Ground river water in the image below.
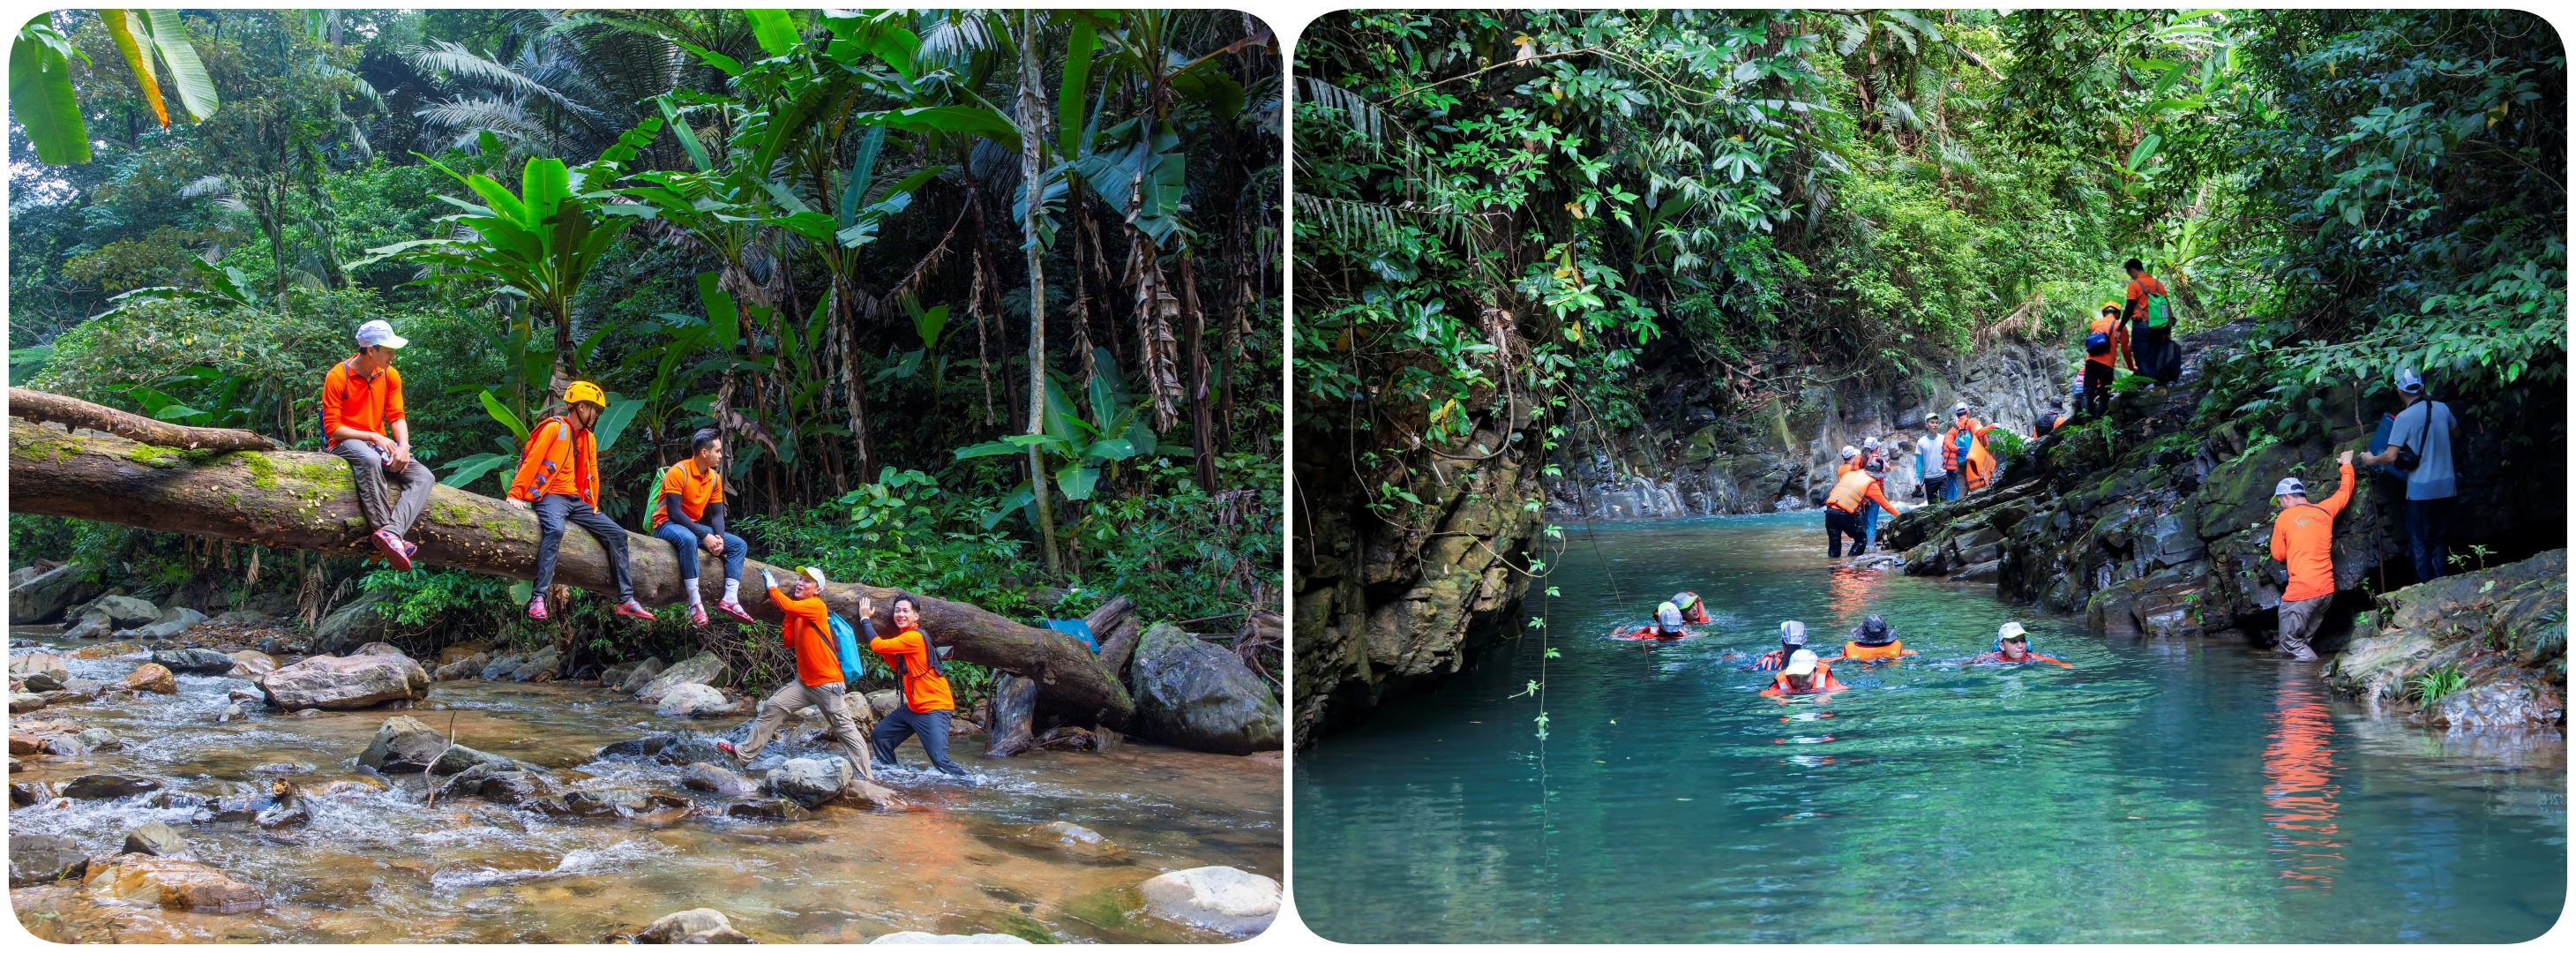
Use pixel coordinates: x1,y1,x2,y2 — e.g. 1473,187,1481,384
1294,514,2565,943
9,632,1278,943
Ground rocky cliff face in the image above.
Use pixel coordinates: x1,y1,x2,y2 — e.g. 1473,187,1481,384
2327,550,2565,727
1549,338,2070,519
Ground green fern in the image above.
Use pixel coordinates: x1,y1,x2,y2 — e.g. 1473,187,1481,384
2408,664,2467,706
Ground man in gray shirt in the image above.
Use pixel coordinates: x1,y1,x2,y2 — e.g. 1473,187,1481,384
2360,367,2460,581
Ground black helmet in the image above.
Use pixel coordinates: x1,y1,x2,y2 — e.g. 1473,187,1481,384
1857,615,1891,643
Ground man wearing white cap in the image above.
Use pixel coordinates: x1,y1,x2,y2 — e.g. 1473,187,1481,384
716,565,876,778
2359,367,2460,582
2268,450,2355,661
322,319,434,571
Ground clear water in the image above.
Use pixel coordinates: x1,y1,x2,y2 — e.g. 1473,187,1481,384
10,633,1278,943
1293,514,2566,943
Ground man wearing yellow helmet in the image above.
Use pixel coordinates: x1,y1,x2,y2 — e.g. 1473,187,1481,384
505,381,655,622
2080,302,2125,418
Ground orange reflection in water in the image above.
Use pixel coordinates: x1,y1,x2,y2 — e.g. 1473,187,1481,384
1823,566,1878,630
2262,670,2344,890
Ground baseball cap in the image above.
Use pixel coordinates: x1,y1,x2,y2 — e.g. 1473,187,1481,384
797,566,828,588
1840,445,1859,460
1785,649,1820,676
1779,620,1808,646
1997,622,2028,642
355,319,408,349
2274,476,2305,498
1863,437,1882,450
1952,401,1971,416
2395,367,2425,394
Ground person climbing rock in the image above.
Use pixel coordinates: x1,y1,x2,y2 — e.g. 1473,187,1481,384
505,380,654,622
1916,415,1948,502
2123,259,2183,385
1946,403,1996,497
322,319,434,573
2267,451,2356,661
1825,464,1899,559
652,428,758,627
1966,622,2072,667
866,592,972,778
2358,367,2460,583
1835,614,1916,662
716,567,876,777
2034,399,2071,439
1859,455,1892,545
2081,302,2127,416
1754,621,1808,671
1762,649,1846,696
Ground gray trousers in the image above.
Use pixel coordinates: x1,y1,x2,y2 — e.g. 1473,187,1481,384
328,439,435,537
739,679,874,778
2278,595,2329,659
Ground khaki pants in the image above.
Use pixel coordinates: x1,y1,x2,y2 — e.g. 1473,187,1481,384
2277,595,2329,660
738,679,874,778
328,439,434,537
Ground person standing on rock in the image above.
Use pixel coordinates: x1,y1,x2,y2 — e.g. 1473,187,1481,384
2081,302,2126,417
2123,259,2183,385
716,567,877,777
1916,415,1948,502
322,319,434,573
2267,451,2356,662
505,381,655,622
1944,403,1995,498
1859,455,1893,544
865,592,972,778
1824,462,1899,559
2358,368,2460,583
652,429,758,627
1836,445,1861,477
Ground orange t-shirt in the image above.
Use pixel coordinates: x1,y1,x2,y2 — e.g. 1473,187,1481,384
650,460,723,529
870,626,955,713
319,356,405,439
770,585,842,687
2270,461,2355,603
2125,274,2168,326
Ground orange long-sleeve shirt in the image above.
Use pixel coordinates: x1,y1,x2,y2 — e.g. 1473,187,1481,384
2269,461,2355,604
869,626,955,713
319,356,405,439
505,416,598,506
769,585,842,687
1825,469,1898,516
2086,312,2132,369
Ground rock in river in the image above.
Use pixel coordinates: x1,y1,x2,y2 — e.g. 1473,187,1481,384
84,853,265,912
618,657,667,693
87,595,161,630
1128,623,1283,755
769,756,855,807
122,822,191,858
831,777,906,811
227,650,278,678
62,773,161,800
434,653,487,681
11,833,91,887
132,606,207,641
257,651,430,710
1137,866,1280,935
153,647,240,675
655,682,736,717
10,692,47,714
635,907,749,943
356,716,450,773
10,650,69,689
8,562,87,624
869,933,1032,944
121,662,178,694
680,762,755,798
1028,821,1120,859
635,651,726,702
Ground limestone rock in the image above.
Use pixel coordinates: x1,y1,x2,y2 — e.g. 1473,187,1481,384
10,650,69,688
257,652,429,710
122,822,191,857
1136,866,1280,935
636,651,727,702
10,833,90,887
1129,623,1282,755
356,716,449,773
655,683,737,717
121,662,178,694
8,562,87,624
84,853,264,912
228,650,278,677
152,647,239,675
769,756,855,807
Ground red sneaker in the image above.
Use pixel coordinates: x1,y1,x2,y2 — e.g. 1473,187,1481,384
715,741,740,762
527,598,548,620
373,529,414,572
689,603,708,627
716,599,756,624
614,600,657,621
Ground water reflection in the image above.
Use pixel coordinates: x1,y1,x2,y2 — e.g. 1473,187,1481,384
2263,667,2344,890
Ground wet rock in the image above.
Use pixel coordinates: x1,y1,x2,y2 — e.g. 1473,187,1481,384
618,657,667,693
122,822,191,857
655,683,736,717
11,781,51,806
769,756,855,807
715,798,810,821
9,562,88,624
659,732,731,768
256,797,311,829
257,651,430,710
227,650,278,678
10,691,47,713
430,744,523,777
309,591,390,656
864,689,902,718
598,732,673,759
435,653,490,680
680,928,755,943
120,662,177,694
1956,559,2003,584
219,703,247,722
10,731,41,754
145,791,206,809
830,777,906,811
152,647,239,675
43,732,90,756
74,726,120,751
1029,821,1120,859
868,933,1033,944
84,853,265,912
681,762,755,798
356,715,450,773
10,833,90,886
636,651,727,702
480,653,528,680
549,788,689,817
2329,550,2568,726
1137,866,1280,935
600,662,636,687
11,650,69,688
251,762,313,774
70,640,144,659
88,595,161,630
473,769,562,806
191,796,261,824
511,646,563,681
62,774,161,799
2430,673,2566,729
132,606,207,641
63,611,115,640
635,908,738,943
41,681,101,705
1129,623,1283,755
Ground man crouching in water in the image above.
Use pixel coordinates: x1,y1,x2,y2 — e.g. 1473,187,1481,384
865,593,973,780
715,567,874,778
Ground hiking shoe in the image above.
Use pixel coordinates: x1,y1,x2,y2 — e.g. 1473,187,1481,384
715,741,741,762
689,603,709,627
527,598,548,621
716,599,756,624
614,600,657,621
373,529,413,572
2288,649,2319,662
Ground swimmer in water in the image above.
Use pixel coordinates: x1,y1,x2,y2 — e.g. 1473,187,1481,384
1833,614,1917,662
1966,622,2073,668
1753,621,1808,671
1762,649,1847,696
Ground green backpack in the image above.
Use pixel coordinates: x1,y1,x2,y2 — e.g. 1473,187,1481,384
2142,288,2175,332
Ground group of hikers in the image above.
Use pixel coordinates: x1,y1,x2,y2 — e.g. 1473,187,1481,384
318,319,970,778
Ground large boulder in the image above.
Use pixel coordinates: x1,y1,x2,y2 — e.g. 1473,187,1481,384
831,777,906,811
356,716,450,773
511,646,563,681
257,652,431,710
10,833,90,887
84,854,264,913
309,591,392,656
618,657,667,693
121,662,178,694
636,651,727,702
63,612,114,640
10,651,70,690
2328,550,2566,728
62,774,162,799
1136,866,1280,935
681,762,756,798
227,650,278,678
770,756,855,807
121,822,191,858
1128,623,1282,755
655,683,736,718
88,595,161,630
9,563,87,624
131,606,207,641
152,647,239,675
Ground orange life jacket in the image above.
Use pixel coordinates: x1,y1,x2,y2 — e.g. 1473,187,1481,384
1958,424,1997,491
505,415,599,507
1825,469,1885,514
1841,640,1906,661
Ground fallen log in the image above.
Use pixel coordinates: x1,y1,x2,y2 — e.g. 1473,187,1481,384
10,387,277,451
7,413,1134,727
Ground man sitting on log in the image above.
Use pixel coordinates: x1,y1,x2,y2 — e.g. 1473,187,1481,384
504,380,655,622
322,319,434,572
865,592,973,780
652,428,757,627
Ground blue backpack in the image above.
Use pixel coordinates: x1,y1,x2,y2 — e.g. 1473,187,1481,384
824,612,867,684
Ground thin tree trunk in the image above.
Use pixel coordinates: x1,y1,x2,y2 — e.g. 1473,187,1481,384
1018,10,1062,574
1179,253,1217,490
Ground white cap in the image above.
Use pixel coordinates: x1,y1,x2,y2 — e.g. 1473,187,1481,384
1952,401,1971,416
355,319,408,349
1785,649,1820,676
1779,620,1807,644
2274,476,2306,498
1863,437,1881,450
2395,367,2425,394
1998,622,2027,642
1840,445,1859,460
798,566,828,588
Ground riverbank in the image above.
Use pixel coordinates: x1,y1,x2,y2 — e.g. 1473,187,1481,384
7,627,1280,942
